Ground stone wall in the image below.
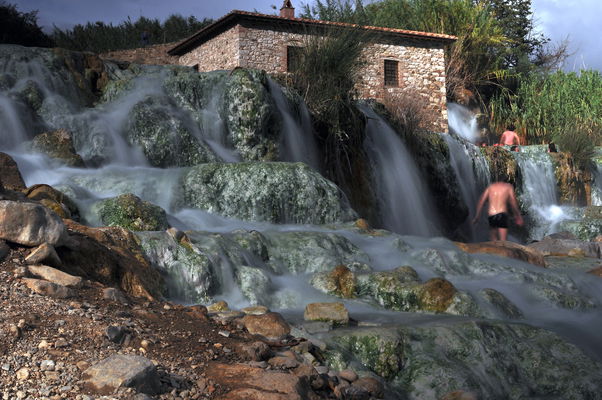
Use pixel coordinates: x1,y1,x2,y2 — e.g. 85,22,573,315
178,25,240,70
101,43,178,65
357,41,448,132
178,23,448,131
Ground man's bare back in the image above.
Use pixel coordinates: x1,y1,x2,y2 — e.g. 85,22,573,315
473,182,523,241
499,130,520,146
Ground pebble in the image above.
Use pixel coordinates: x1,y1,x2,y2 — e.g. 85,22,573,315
16,367,29,380
218,330,230,338
40,359,56,371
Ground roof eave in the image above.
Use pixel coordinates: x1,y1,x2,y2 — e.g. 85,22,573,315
168,11,457,56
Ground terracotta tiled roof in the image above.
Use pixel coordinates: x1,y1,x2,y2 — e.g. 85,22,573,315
168,10,456,56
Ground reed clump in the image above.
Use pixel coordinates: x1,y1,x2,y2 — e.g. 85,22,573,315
490,70,602,169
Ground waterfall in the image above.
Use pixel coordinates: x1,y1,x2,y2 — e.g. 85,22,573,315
447,103,480,143
361,104,440,236
591,149,602,206
514,146,566,239
267,78,320,169
442,133,490,241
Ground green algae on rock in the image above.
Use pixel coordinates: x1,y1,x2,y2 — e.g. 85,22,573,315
95,193,169,231
179,162,357,225
320,321,602,400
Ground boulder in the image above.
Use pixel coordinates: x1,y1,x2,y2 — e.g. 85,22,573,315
95,193,169,231
0,200,68,246
30,129,85,167
528,237,601,258
25,243,62,268
22,278,74,298
125,96,218,167
264,231,369,275
242,312,291,340
27,265,82,288
24,184,80,221
206,362,311,400
455,240,546,267
223,69,281,161
237,265,271,305
58,219,164,300
136,231,216,303
179,162,357,225
83,354,161,395
0,152,26,191
323,321,602,399
304,302,349,326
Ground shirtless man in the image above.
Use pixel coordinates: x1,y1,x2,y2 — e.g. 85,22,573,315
499,124,520,147
472,181,524,241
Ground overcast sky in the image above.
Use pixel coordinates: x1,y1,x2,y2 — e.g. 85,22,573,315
12,0,602,72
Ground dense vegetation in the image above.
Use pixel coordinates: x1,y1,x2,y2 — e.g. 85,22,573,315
301,0,602,171
0,1,53,47
490,70,602,167
287,27,373,216
51,14,213,53
301,0,555,102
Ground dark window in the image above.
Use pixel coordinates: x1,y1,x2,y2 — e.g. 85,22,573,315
287,46,303,72
384,59,399,86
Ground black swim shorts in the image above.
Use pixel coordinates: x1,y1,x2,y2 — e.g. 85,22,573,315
488,212,509,228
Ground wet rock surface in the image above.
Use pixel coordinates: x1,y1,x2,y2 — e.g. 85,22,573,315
0,246,361,400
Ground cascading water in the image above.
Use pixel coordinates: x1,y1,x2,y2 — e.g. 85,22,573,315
591,148,602,206
447,102,480,143
2,45,602,395
268,78,320,169
361,104,440,236
441,133,490,241
513,146,567,239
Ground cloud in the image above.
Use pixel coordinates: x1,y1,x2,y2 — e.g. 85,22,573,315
532,0,602,71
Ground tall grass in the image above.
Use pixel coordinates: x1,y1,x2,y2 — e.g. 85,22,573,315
287,26,371,212
490,70,602,168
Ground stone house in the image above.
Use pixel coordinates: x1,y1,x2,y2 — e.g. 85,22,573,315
168,1,456,131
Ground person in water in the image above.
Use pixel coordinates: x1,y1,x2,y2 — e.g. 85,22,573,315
472,181,524,241
499,124,520,151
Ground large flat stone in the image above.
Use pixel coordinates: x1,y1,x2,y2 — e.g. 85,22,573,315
83,354,161,395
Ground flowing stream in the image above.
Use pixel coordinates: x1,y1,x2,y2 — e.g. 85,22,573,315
513,146,568,239
1,46,602,396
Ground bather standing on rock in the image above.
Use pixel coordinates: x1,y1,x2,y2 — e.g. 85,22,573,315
472,182,524,241
499,124,521,151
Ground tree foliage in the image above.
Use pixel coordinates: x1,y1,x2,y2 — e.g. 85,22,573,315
51,14,212,53
0,1,53,47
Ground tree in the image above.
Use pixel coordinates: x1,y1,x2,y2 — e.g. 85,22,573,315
51,14,213,53
488,0,546,71
0,1,53,47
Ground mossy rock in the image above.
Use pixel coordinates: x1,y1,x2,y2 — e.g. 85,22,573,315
125,96,218,167
178,162,357,225
222,68,281,161
30,129,85,167
480,146,520,186
95,193,169,231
